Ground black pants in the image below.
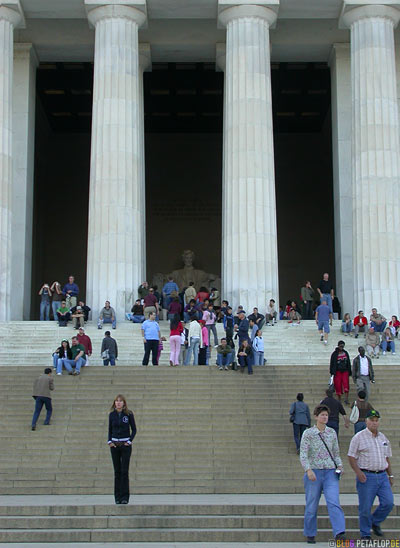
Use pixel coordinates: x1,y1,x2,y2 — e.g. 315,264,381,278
198,345,208,365
110,444,132,503
143,339,158,365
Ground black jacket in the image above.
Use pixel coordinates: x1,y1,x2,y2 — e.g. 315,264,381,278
352,355,374,382
101,336,118,358
108,410,137,444
330,348,351,375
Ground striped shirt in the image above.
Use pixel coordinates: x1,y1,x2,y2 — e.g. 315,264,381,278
348,428,392,471
300,426,342,471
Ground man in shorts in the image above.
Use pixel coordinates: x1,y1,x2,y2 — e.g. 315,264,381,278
315,299,332,345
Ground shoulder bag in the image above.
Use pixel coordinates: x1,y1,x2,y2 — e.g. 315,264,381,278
349,402,360,424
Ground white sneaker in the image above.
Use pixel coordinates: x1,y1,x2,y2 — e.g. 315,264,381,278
57,372,62,375
392,352,396,355
224,366,229,370
218,367,223,370
324,340,328,345
383,351,386,355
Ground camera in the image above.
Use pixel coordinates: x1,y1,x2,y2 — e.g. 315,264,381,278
335,469,342,479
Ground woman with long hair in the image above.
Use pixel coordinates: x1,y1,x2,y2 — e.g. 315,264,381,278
108,395,137,504
169,314,183,366
54,339,72,375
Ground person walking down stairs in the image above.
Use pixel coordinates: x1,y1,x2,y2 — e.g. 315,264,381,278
289,393,311,454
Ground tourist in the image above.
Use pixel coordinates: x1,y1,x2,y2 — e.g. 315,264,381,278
315,299,331,345
317,272,334,314
247,307,265,330
218,299,229,322
350,391,374,434
77,300,91,322
31,367,54,431
184,281,196,305
77,327,92,363
183,299,198,323
348,410,394,540
341,313,353,335
329,340,351,404
143,287,159,319
234,305,245,324
289,393,311,454
381,327,395,355
53,339,71,373
38,283,52,321
196,298,209,320
108,394,137,504
56,300,71,326
352,346,374,401
203,303,218,347
157,336,166,364
141,311,161,366
223,306,235,341
300,404,346,544
353,310,368,338
70,305,85,329
62,275,79,309
98,301,116,329
235,311,250,344
279,305,285,321
389,315,400,337
249,318,258,342
209,287,220,311
216,337,233,370
365,327,380,359
237,339,253,375
196,286,209,303
168,296,182,321
300,281,314,320
138,281,149,301
126,299,145,323
50,281,63,321
184,317,202,365
320,388,349,436
288,300,302,324
266,299,277,324
162,277,179,309
370,308,387,333
199,320,209,365
169,314,183,366
179,325,188,365
252,329,264,366
57,336,86,375
101,330,118,366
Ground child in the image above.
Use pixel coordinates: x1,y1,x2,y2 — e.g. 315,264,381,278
157,336,167,364
199,320,209,365
252,329,265,366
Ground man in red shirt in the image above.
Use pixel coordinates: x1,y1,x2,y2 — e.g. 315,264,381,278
77,327,92,364
143,288,159,319
354,310,368,338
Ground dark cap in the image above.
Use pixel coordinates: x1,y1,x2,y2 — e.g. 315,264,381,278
366,409,380,419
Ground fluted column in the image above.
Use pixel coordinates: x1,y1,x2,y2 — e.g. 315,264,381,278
85,3,146,321
342,4,400,317
218,3,279,312
0,6,22,321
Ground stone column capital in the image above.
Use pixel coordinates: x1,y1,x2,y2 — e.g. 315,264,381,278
85,1,147,28
340,3,400,29
0,1,24,28
218,2,278,28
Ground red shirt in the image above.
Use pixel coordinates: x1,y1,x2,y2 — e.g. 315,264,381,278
353,315,368,327
169,301,182,315
143,294,157,307
170,322,184,336
77,333,92,355
196,291,209,303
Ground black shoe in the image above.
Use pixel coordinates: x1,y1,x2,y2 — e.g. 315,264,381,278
44,422,50,425
121,500,128,504
335,532,346,540
115,500,122,505
31,426,36,431
355,334,359,339
361,536,371,540
372,524,383,537
307,537,316,544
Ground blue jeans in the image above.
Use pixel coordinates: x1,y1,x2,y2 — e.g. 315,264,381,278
304,469,345,538
341,321,353,334
356,472,394,537
52,301,60,321
103,355,116,366
239,354,253,374
40,301,50,321
98,317,116,329
253,350,264,365
126,314,144,323
52,353,59,369
185,337,200,365
293,423,307,451
322,293,333,314
217,353,233,367
354,421,367,434
32,396,52,427
57,357,86,374
371,321,387,333
381,340,395,353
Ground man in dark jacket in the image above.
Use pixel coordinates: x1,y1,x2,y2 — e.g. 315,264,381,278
31,368,54,430
330,340,352,404
352,346,374,401
101,331,118,366
320,388,349,436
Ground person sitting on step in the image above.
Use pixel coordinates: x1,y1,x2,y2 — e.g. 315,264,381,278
57,300,71,326
98,301,116,329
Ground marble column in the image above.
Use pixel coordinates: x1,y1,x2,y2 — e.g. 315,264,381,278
0,5,23,321
329,44,353,316
85,2,147,321
342,4,400,317
218,3,279,312
12,43,38,320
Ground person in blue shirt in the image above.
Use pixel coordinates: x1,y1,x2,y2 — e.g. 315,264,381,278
141,311,161,365
62,275,79,308
315,299,332,345
162,277,179,310
235,311,250,344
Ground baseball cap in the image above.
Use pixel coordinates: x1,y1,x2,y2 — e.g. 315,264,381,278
366,409,380,419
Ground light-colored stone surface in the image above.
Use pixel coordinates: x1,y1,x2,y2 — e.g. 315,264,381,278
85,3,147,322
343,5,400,319
0,4,22,322
219,3,279,313
11,42,37,321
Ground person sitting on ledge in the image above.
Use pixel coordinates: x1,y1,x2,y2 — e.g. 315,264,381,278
389,315,400,338
381,327,395,356
288,300,302,324
247,307,265,330
237,339,253,375
353,310,368,338
184,299,198,323
365,327,380,359
70,305,85,329
57,300,71,327
370,308,387,333
126,299,145,323
341,313,353,335
266,299,277,325
216,337,233,370
98,301,116,329
57,336,86,376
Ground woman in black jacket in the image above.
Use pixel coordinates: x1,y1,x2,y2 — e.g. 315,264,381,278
108,394,137,504
329,340,351,404
237,339,253,375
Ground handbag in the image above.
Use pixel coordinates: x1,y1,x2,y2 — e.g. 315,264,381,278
290,402,296,423
349,402,360,424
101,349,110,360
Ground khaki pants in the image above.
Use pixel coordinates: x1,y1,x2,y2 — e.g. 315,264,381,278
144,306,156,319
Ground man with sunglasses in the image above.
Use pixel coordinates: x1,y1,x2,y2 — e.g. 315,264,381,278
348,410,394,540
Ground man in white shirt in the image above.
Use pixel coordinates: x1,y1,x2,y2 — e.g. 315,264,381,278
352,346,375,401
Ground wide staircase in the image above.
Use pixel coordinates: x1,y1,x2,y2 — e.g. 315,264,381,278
0,320,398,544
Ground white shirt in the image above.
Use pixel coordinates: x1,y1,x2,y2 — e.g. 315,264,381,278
359,355,369,376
